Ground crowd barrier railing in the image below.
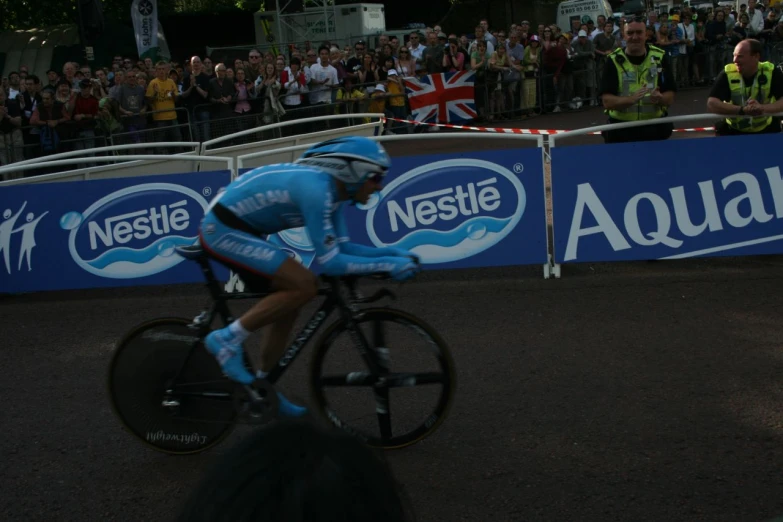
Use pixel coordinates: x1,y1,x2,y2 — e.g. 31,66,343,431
201,113,384,172
0,153,233,181
4,106,783,295
0,142,201,183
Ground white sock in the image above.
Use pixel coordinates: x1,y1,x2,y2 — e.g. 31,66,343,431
227,320,251,343
256,370,268,379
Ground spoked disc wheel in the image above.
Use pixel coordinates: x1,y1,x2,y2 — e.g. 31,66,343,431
108,318,238,455
310,308,456,450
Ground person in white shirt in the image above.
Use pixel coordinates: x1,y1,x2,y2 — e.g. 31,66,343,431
468,26,495,55
746,0,765,35
585,19,597,40
677,15,696,85
647,12,660,33
7,71,22,101
308,44,339,126
407,32,426,62
480,18,498,47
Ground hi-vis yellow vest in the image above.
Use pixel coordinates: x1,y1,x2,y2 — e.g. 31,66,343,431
607,46,666,121
723,62,775,132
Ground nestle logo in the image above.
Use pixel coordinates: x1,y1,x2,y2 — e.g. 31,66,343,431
387,178,502,232
363,159,527,264
87,200,190,250
61,182,209,279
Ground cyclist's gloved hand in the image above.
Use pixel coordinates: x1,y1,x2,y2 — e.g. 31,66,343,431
389,256,420,282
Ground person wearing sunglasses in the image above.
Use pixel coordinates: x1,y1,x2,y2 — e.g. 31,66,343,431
197,136,420,417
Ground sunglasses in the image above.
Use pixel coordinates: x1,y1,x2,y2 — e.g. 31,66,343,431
367,171,386,185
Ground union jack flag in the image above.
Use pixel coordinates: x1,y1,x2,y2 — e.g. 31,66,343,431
403,70,477,124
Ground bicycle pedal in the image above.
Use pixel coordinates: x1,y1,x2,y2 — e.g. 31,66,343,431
234,380,279,425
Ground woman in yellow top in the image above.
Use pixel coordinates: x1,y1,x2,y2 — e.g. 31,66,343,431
522,35,542,114
488,44,511,120
385,68,408,134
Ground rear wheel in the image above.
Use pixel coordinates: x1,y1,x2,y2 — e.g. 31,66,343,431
310,308,456,450
108,317,237,455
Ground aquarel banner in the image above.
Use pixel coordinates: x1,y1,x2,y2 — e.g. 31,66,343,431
551,134,783,264
0,171,231,294
240,147,549,272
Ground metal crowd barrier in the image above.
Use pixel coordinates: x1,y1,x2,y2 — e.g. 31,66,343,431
0,141,200,183
2,107,783,296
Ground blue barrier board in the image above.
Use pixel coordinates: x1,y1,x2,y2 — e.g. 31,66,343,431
0,170,232,293
243,147,548,271
552,134,783,263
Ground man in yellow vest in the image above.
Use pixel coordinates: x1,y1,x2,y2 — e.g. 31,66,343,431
706,38,783,136
599,17,677,143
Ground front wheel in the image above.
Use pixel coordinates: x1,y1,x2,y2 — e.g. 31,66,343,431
310,308,456,450
108,317,238,455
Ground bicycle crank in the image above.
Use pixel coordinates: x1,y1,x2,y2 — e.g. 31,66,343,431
236,379,279,425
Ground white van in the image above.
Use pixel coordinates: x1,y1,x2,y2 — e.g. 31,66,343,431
556,0,614,33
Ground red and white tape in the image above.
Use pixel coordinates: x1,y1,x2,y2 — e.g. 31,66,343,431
383,117,567,135
382,117,714,135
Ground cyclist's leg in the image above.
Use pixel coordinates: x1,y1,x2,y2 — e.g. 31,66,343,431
242,257,316,373
199,214,301,383
238,257,317,332
257,306,300,373
244,261,315,418
199,214,314,416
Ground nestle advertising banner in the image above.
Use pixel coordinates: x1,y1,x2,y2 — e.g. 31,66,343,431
0,171,231,294
243,147,548,272
551,134,783,264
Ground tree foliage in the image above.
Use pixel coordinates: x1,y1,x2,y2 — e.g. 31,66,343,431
0,0,267,32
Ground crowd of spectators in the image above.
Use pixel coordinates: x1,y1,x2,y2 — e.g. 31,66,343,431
3,2,783,174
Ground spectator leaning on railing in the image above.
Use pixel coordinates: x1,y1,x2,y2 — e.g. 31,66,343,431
599,17,677,143
112,68,148,143
707,38,783,136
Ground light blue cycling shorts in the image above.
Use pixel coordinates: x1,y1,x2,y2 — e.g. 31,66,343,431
199,211,290,278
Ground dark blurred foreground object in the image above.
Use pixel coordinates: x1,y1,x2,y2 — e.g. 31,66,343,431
177,420,416,522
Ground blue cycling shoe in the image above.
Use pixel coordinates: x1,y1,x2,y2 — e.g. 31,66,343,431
276,392,309,418
204,330,255,385
254,371,309,418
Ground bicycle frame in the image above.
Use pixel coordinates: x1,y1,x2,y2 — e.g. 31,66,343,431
167,252,386,396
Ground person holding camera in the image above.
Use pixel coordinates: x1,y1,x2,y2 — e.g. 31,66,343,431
707,38,783,136
442,37,467,72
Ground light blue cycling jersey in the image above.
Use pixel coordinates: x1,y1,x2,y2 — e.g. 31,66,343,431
201,163,399,276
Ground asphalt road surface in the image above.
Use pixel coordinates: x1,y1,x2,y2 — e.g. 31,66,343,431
4,88,783,522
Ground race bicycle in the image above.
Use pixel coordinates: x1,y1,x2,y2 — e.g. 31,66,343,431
108,244,456,455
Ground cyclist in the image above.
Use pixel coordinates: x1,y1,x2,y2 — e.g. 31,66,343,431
198,136,420,418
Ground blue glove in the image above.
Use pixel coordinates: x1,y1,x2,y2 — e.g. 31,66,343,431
384,247,420,264
389,256,420,282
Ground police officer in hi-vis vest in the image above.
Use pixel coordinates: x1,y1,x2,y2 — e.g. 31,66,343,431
707,39,783,136
599,17,677,144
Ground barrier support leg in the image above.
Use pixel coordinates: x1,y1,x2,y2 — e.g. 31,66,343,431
224,271,245,293
552,263,561,279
